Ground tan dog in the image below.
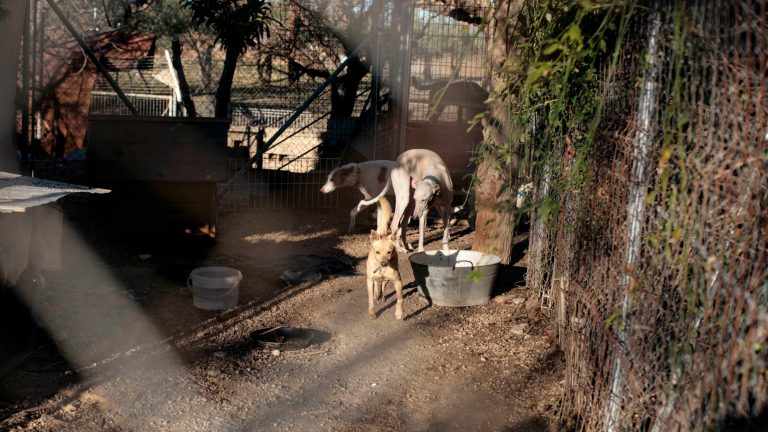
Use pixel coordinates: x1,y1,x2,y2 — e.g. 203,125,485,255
366,230,404,320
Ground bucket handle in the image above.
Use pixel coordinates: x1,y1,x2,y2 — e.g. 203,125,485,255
452,259,475,272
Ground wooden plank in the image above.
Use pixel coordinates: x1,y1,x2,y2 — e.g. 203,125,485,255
0,172,109,213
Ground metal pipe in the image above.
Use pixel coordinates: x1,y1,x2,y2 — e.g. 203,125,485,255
218,34,373,199
21,0,31,165
255,33,372,161
604,8,662,432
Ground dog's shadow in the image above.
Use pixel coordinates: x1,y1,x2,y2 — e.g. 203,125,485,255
378,281,431,320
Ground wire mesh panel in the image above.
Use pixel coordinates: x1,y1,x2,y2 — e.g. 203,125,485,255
409,2,491,123
516,1,768,430
90,91,174,116
218,157,340,211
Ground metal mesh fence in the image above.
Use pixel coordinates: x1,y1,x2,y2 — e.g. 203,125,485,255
23,1,490,209
81,1,394,210
409,2,491,123
218,157,340,211
89,91,174,116
521,1,768,430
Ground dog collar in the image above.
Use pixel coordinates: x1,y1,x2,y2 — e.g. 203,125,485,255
422,175,440,185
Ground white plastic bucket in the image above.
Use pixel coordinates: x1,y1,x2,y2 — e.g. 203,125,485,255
187,266,242,310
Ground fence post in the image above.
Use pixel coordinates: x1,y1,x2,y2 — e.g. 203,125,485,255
604,7,662,432
255,128,266,170
527,160,552,313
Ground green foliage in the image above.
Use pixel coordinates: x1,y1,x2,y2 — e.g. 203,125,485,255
122,0,195,37
181,0,277,53
477,0,638,223
467,268,483,283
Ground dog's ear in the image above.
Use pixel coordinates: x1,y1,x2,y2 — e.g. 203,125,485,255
370,230,381,242
432,182,440,197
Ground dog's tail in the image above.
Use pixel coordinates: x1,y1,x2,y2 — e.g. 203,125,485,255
356,175,391,210
411,76,441,91
377,196,392,236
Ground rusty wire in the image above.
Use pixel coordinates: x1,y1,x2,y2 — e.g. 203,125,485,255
526,1,768,430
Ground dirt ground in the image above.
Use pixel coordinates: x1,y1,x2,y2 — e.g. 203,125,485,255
0,203,564,432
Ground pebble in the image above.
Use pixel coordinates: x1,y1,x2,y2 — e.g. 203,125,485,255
509,323,529,335
213,351,225,358
511,297,526,305
272,349,281,356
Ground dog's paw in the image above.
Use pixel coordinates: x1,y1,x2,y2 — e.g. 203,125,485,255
368,310,376,320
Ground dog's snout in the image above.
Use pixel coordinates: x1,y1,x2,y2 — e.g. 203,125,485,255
380,261,388,267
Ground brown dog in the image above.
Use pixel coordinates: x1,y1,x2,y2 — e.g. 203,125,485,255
412,77,488,123
366,230,404,320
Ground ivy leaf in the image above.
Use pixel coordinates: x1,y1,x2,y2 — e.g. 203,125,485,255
467,268,483,283
525,62,553,86
563,24,583,44
604,306,622,329
543,42,565,56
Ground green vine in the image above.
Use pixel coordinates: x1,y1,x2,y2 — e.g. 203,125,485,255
475,0,640,222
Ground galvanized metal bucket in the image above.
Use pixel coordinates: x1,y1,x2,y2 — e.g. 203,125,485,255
409,250,502,307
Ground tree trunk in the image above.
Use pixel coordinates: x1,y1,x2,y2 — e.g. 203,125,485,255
472,154,518,263
215,44,241,119
330,56,368,118
471,0,524,265
190,37,215,92
171,39,197,117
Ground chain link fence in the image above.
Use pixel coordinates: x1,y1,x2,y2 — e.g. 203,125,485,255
522,1,768,430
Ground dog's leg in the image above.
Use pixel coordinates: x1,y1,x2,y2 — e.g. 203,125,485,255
366,277,376,319
378,280,387,301
417,210,427,252
439,205,451,250
349,207,358,232
403,201,416,251
390,169,412,252
394,278,404,320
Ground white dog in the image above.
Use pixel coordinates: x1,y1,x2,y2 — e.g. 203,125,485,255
320,160,397,233
357,149,454,252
